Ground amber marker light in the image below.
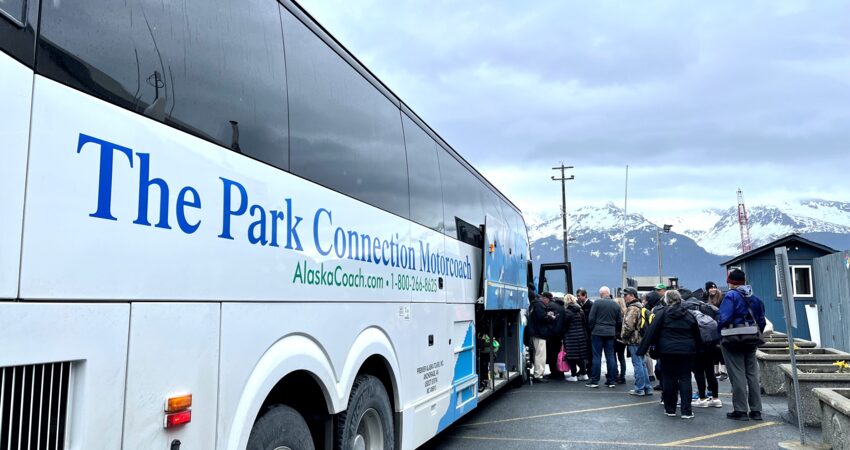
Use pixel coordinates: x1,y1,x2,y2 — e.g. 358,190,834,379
164,394,193,428
165,394,193,413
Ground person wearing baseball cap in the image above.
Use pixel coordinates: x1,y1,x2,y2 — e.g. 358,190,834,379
718,268,767,421
620,288,653,396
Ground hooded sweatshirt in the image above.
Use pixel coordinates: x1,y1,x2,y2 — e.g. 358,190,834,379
717,285,766,332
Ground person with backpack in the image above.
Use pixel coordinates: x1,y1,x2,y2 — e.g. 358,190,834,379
621,288,652,396
637,290,702,419
682,288,722,408
718,269,766,421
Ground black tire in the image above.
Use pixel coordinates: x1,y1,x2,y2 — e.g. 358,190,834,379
247,404,315,450
337,375,394,450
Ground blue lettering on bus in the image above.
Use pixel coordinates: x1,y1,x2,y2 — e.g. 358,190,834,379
314,208,333,256
133,153,171,229
74,133,479,281
176,186,202,234
76,133,134,221
218,177,248,240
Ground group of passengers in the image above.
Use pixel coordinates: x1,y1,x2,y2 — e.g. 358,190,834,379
527,268,766,420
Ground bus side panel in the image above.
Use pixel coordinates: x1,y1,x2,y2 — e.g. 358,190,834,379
403,302,451,449
122,303,220,450
21,76,417,302
0,302,130,448
0,51,32,299
443,240,481,305
217,302,408,450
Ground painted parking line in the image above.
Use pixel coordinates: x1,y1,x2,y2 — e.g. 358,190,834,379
451,435,751,449
460,399,658,426
660,421,779,446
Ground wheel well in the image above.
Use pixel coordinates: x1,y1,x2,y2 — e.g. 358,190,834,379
258,370,331,449
357,355,397,411
357,355,399,449
254,357,399,450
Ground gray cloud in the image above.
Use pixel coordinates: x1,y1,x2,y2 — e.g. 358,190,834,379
300,0,850,215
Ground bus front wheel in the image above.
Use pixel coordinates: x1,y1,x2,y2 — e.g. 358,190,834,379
337,375,394,450
247,404,315,450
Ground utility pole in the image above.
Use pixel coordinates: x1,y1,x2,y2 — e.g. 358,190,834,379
621,166,629,292
657,224,672,284
551,164,575,263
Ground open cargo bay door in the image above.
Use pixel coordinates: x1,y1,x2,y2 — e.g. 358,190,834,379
475,214,529,400
483,214,528,310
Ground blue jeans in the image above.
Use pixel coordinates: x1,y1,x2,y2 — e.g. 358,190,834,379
591,335,617,384
629,344,651,393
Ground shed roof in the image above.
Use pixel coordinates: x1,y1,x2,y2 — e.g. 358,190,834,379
720,233,837,267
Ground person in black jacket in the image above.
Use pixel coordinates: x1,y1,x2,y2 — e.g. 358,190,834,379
562,294,590,381
638,290,702,419
545,294,567,380
576,288,593,374
528,292,554,382
682,289,722,409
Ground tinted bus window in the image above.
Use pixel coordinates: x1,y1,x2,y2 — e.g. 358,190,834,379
438,148,485,241
37,0,289,169
282,11,410,219
403,115,444,232
0,0,38,66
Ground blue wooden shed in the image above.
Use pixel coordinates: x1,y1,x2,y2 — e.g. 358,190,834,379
720,234,837,340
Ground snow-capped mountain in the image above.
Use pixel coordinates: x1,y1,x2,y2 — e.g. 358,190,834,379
527,199,850,292
652,200,850,256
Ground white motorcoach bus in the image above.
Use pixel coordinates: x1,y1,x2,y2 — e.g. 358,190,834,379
0,1,531,449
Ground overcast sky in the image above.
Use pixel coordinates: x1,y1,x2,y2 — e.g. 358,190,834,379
299,1,850,221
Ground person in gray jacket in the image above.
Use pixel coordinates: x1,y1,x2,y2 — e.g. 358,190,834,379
586,286,623,388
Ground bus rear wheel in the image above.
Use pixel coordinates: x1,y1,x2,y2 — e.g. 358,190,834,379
247,404,315,450
337,375,394,450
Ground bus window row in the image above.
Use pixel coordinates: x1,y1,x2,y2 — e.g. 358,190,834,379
22,0,526,245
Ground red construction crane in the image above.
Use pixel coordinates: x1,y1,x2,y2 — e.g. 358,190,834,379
737,188,752,253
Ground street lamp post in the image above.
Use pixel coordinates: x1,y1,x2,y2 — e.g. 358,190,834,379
657,224,672,284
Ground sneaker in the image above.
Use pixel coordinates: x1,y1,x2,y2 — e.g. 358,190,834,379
628,390,646,396
535,377,549,383
578,375,589,381
748,411,763,421
727,411,749,421
606,383,617,388
616,377,627,384
643,390,654,396
708,398,723,408
586,383,600,388
693,398,710,408
565,376,578,382
653,384,663,391
719,373,729,381
681,412,695,419
665,411,677,417
692,393,700,400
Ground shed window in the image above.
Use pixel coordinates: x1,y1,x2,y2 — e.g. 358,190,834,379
775,265,814,298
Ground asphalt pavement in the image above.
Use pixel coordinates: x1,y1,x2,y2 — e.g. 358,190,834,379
421,371,823,449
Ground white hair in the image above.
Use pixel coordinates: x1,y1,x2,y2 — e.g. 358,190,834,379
599,286,611,298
